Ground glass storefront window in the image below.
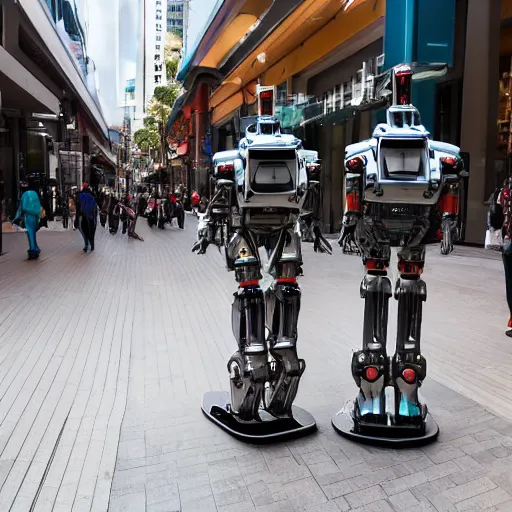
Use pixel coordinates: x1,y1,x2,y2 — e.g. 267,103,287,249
276,82,287,108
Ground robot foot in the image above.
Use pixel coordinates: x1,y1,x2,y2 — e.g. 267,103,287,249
202,391,316,444
331,394,439,447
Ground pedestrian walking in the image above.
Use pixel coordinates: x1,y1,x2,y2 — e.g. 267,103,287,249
170,192,185,228
489,181,512,337
99,192,109,228
108,194,120,234
62,197,70,229
137,188,148,217
68,193,76,230
13,178,41,260
191,190,200,216
75,183,98,252
121,193,133,234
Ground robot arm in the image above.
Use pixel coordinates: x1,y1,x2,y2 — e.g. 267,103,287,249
192,179,233,254
303,157,332,254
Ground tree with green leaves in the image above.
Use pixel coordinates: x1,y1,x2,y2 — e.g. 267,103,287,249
152,84,180,107
166,59,179,81
133,126,160,154
145,84,181,164
165,33,181,81
140,31,182,167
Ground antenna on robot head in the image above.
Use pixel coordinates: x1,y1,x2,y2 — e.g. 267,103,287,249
392,65,413,106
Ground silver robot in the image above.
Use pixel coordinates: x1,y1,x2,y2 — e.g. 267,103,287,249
332,65,466,446
193,116,331,441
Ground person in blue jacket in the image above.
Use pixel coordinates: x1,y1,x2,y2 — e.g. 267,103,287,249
14,179,41,260
75,183,98,252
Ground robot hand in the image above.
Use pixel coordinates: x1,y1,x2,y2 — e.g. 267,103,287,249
313,226,332,254
192,213,227,254
192,213,213,254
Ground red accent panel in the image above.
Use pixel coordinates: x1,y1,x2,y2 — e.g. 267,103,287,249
346,191,360,211
439,193,459,216
365,260,387,271
402,368,416,383
346,157,364,170
240,280,259,287
365,367,379,381
398,261,424,276
276,278,297,284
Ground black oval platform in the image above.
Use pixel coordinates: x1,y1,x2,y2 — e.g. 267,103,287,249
331,400,439,448
202,391,317,444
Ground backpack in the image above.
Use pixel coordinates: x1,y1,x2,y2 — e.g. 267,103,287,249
79,192,96,218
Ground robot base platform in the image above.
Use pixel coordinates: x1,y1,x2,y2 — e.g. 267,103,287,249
202,391,317,444
331,400,439,448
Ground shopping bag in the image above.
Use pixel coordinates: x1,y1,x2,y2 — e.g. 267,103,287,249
485,228,503,251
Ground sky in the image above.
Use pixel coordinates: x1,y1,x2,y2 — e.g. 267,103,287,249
83,0,140,126
185,0,219,60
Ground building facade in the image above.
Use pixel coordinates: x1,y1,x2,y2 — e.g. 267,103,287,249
167,0,184,38
0,0,117,240
133,0,168,132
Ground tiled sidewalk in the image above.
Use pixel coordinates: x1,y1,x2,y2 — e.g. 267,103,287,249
1,220,512,511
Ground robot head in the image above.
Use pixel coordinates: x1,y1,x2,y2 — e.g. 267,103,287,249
392,65,413,106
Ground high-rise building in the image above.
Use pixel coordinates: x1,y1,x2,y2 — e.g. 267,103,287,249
133,0,168,131
167,0,184,38
84,0,141,129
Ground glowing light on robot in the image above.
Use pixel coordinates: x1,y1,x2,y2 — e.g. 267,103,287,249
365,367,379,381
218,163,234,173
402,368,416,383
440,156,460,169
346,156,366,171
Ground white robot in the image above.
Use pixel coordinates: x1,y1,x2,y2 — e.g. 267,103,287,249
193,115,331,441
332,65,466,446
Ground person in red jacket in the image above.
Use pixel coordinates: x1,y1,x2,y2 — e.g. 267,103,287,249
191,190,200,216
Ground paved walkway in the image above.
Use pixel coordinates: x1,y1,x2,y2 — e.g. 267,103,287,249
1,219,512,511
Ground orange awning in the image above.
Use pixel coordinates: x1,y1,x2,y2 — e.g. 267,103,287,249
210,81,258,127
262,0,385,85
211,91,244,127
209,0,383,109
199,0,273,70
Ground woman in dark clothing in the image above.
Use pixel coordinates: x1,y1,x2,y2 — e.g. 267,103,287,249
108,194,120,234
121,194,133,234
496,183,512,336
137,188,148,217
75,184,98,252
